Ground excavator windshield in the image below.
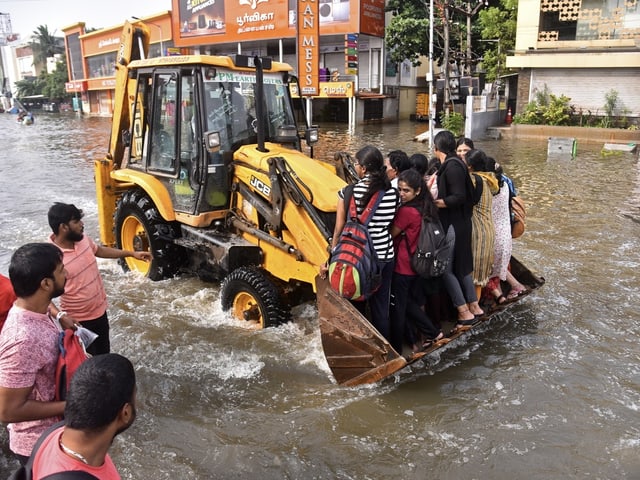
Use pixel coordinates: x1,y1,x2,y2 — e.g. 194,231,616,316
202,70,296,151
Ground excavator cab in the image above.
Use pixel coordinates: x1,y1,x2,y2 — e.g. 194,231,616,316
123,60,300,218
125,67,228,215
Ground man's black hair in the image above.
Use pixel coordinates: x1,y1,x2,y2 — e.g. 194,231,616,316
48,203,84,234
65,354,136,432
9,243,63,297
387,150,412,174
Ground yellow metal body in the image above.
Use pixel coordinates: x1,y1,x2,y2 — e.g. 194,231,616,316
232,144,345,287
95,20,345,291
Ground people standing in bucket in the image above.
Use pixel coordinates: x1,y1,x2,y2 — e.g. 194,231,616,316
466,149,499,302
390,169,444,352
47,203,152,355
433,131,484,331
328,145,399,341
0,243,67,465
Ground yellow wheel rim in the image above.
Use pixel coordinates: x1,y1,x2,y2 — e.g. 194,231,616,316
120,215,151,276
231,291,264,328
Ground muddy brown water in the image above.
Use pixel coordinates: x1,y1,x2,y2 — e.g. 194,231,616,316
1,114,639,479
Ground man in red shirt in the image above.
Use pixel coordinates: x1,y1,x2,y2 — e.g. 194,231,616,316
32,353,137,479
47,203,152,355
0,273,16,332
0,243,67,464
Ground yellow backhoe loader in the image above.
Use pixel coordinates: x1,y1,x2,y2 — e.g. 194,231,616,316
96,21,544,386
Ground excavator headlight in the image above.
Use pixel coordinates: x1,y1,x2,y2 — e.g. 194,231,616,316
205,131,221,153
305,126,319,145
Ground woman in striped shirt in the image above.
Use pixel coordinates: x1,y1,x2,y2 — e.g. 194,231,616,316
329,145,400,341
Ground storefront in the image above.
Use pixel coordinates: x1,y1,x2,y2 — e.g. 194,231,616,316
63,1,396,124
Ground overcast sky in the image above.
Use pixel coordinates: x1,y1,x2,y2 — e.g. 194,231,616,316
0,0,172,37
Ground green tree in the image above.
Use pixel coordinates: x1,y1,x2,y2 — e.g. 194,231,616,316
14,77,43,98
29,25,64,69
477,0,517,81
42,57,70,101
385,0,446,67
15,58,70,102
385,0,515,77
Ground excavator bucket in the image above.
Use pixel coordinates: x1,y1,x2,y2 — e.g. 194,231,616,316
315,257,545,386
315,276,409,386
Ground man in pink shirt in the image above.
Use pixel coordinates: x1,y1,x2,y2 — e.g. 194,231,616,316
0,243,67,464
32,353,137,479
47,203,152,355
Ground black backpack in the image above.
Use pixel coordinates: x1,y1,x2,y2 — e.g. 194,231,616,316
8,421,98,480
404,214,455,278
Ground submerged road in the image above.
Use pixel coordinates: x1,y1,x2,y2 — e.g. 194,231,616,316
1,113,639,478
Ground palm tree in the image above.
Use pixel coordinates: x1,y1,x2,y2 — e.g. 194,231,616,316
29,25,64,69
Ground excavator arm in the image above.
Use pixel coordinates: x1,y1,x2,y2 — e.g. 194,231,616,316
96,20,150,247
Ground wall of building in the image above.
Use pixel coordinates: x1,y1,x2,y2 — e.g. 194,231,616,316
531,68,640,117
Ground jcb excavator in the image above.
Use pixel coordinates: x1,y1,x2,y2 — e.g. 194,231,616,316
96,21,544,387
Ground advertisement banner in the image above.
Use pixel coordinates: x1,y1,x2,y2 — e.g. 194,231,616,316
172,0,358,47
172,0,290,45
345,33,358,75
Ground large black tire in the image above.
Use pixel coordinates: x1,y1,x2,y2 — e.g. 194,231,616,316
220,266,290,328
114,190,185,281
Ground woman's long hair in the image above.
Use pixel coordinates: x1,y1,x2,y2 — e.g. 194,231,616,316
355,145,391,206
397,169,439,221
466,149,488,172
486,156,505,189
434,130,457,158
456,137,474,150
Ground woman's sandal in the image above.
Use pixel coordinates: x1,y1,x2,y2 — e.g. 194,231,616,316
507,287,528,300
495,294,507,305
450,324,473,335
422,332,449,349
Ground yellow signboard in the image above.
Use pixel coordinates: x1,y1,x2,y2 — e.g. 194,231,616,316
290,81,354,98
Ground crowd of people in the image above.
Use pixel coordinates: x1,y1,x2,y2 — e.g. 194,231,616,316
0,203,150,477
324,130,528,354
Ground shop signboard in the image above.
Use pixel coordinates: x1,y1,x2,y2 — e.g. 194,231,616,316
297,0,319,96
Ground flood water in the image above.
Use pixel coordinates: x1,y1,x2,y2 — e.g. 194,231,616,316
1,113,639,479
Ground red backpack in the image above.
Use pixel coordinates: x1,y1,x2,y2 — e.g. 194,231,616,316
55,329,90,401
328,187,384,302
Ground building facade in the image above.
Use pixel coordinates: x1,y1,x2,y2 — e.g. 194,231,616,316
61,0,427,124
506,0,640,120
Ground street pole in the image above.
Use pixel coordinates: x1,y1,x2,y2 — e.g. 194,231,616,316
428,0,435,153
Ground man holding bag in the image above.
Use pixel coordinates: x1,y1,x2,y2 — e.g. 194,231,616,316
0,243,67,464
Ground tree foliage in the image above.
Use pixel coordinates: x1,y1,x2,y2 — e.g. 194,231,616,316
42,57,70,100
15,77,43,98
29,25,65,67
477,0,517,81
385,0,444,67
384,0,516,79
16,26,70,102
